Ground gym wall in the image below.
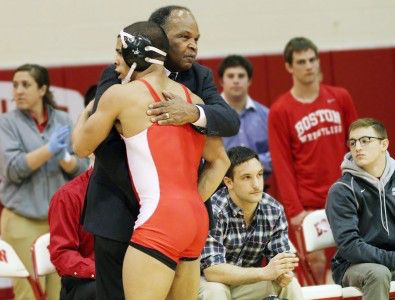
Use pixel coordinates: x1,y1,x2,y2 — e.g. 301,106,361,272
1,0,394,149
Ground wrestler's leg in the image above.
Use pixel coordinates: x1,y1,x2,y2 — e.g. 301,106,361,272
122,246,175,300
166,259,200,300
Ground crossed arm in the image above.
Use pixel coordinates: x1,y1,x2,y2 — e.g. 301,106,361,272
94,65,239,136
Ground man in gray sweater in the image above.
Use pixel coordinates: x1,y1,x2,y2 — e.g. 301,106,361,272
326,117,395,300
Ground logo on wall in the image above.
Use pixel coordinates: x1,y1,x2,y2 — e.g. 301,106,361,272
0,81,84,124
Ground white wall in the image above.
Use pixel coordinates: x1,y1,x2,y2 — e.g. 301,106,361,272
1,0,394,68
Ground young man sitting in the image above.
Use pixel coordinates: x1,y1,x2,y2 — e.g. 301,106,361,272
327,118,395,300
199,146,303,300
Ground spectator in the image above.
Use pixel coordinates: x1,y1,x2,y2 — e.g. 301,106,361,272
326,118,395,300
0,64,88,300
199,146,303,300
48,169,95,300
219,55,271,177
268,37,357,283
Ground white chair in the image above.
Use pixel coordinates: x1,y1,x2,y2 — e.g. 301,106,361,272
301,210,335,254
0,239,42,300
0,239,29,278
31,233,56,300
341,286,364,299
302,284,343,300
341,282,395,299
31,233,55,278
0,277,14,299
289,240,343,300
297,209,395,299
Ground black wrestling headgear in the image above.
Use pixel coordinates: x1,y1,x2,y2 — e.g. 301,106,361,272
119,31,167,84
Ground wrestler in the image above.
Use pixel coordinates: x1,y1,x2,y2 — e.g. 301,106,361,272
72,21,229,300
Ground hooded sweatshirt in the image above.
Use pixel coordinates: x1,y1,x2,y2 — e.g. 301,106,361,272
326,151,395,285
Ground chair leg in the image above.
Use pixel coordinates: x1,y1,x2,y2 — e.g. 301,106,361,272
27,276,45,300
294,225,319,286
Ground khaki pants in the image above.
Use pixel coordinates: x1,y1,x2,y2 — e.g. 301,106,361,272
198,276,303,300
1,208,60,300
342,263,395,300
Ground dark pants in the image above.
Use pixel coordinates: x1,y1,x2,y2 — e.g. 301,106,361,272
94,235,129,300
60,277,96,300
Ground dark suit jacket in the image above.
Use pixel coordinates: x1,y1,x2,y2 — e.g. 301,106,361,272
82,63,239,242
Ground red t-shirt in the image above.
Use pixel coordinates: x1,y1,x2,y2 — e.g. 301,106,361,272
48,169,95,278
268,84,357,218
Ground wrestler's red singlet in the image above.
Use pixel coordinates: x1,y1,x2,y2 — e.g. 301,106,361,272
123,79,209,264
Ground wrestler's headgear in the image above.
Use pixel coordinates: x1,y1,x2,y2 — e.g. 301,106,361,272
119,31,167,84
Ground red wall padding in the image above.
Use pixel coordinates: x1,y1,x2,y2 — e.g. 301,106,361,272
200,48,395,153
1,47,394,152
330,49,395,141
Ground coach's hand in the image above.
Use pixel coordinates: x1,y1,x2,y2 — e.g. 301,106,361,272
146,90,199,125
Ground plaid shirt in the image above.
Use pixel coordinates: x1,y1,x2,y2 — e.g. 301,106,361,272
200,187,290,271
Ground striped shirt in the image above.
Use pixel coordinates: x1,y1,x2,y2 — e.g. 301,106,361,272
200,187,290,271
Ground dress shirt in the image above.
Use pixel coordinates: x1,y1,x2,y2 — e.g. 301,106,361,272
222,95,271,174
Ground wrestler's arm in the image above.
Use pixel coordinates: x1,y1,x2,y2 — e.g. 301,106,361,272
72,86,122,157
198,137,230,201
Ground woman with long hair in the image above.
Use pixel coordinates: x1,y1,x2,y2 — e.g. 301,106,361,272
0,64,89,300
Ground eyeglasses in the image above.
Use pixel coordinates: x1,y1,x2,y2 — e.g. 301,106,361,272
346,136,385,149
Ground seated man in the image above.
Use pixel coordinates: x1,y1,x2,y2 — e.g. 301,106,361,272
199,146,303,300
48,169,95,300
326,117,395,300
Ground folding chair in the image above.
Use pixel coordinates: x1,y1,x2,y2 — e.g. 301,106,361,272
341,281,395,299
289,240,343,300
0,277,13,300
295,209,335,286
0,239,42,300
31,233,56,300
296,209,395,299
301,285,343,300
